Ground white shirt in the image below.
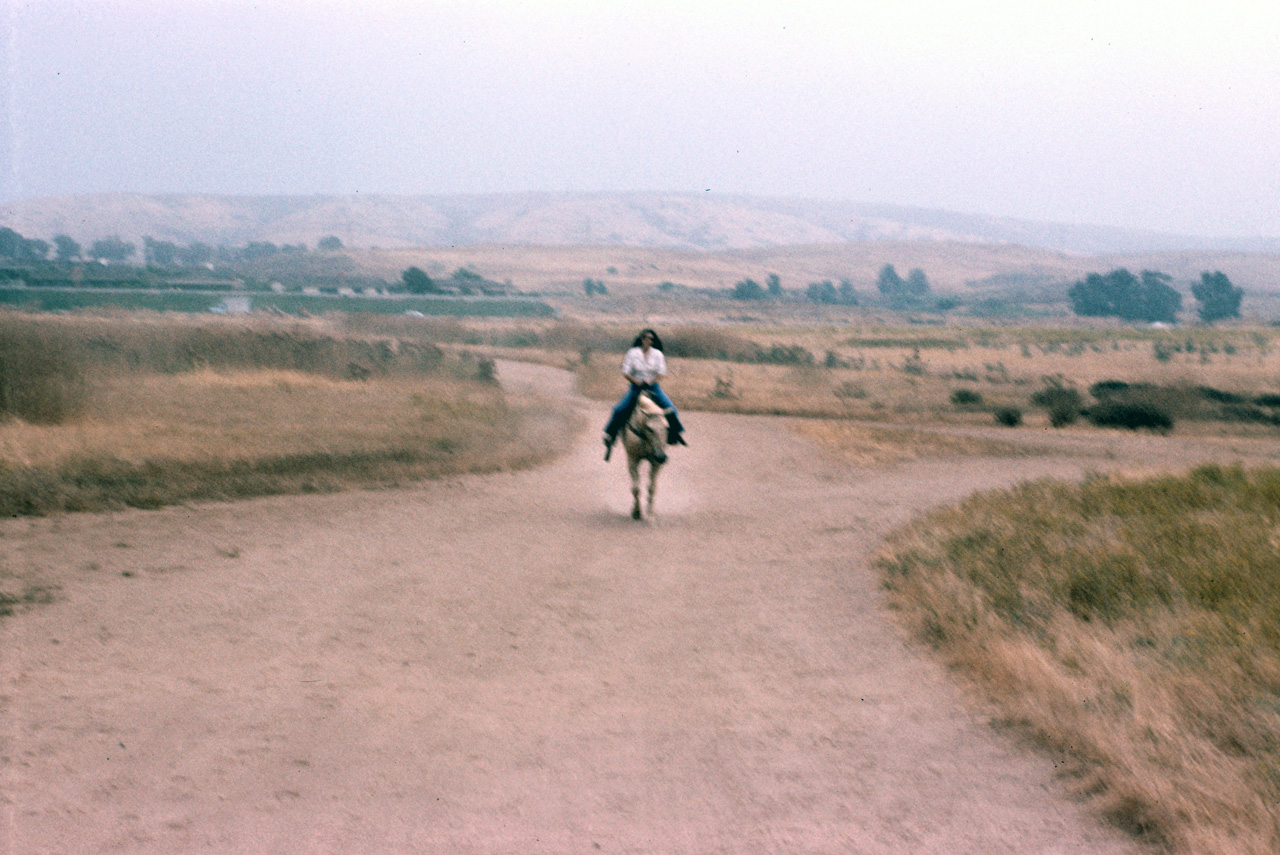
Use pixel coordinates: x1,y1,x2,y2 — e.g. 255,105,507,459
622,346,666,384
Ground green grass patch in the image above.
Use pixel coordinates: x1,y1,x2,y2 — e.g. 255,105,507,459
0,287,555,317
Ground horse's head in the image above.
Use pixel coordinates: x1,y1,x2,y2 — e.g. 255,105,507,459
627,392,669,466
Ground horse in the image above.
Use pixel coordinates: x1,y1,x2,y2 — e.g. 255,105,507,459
620,391,670,520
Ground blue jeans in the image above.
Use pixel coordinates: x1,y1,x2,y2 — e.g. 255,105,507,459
604,383,682,438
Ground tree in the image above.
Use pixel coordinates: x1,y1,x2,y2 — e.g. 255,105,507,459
878,263,929,309
1192,270,1243,324
241,241,279,260
766,273,782,298
1068,268,1180,323
90,235,135,262
144,237,180,267
806,280,838,304
583,278,607,296
401,266,437,294
0,227,22,259
1134,270,1181,324
876,264,904,296
317,235,344,251
905,268,931,296
732,278,765,300
22,238,49,261
178,242,213,267
0,227,48,262
53,234,81,262
1068,271,1120,317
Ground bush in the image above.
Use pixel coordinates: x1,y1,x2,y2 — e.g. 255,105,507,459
751,344,814,366
1086,401,1174,432
950,388,983,407
1196,385,1248,404
993,406,1022,427
662,326,759,362
1089,380,1131,399
1030,385,1083,428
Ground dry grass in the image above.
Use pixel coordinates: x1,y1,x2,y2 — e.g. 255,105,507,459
0,311,571,515
876,466,1280,854
564,324,1280,433
0,367,563,515
791,420,1038,466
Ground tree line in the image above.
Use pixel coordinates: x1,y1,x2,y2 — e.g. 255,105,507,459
1068,268,1243,324
729,264,951,310
0,226,347,266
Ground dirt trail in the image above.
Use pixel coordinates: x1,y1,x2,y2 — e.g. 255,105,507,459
4,361,1277,854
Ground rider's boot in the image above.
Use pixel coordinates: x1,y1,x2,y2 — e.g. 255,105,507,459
666,413,687,447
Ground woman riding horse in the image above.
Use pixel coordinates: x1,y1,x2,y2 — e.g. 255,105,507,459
603,328,686,459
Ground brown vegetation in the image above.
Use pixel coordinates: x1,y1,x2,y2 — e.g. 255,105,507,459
0,311,566,515
876,466,1280,854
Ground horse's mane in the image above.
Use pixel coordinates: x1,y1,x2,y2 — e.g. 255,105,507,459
633,392,667,416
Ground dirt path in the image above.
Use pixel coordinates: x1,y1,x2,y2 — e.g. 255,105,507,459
4,361,1278,854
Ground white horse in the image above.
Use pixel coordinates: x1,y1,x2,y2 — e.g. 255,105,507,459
621,391,670,520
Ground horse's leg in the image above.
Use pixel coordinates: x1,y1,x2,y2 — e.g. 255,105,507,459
628,456,643,519
647,463,661,517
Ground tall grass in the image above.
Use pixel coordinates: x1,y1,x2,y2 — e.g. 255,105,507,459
0,312,571,515
0,369,564,516
0,319,88,423
876,464,1280,854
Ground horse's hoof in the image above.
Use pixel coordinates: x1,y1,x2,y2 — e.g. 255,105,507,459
631,509,642,520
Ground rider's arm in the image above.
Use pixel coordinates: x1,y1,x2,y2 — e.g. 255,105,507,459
621,348,645,386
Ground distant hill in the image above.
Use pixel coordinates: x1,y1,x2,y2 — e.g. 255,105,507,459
4,192,1277,256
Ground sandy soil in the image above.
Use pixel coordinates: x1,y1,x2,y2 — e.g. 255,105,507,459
5,361,1279,854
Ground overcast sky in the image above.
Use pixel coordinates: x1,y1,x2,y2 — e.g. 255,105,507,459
2,0,1278,238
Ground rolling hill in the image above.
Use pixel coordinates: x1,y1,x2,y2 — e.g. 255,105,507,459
4,191,1278,256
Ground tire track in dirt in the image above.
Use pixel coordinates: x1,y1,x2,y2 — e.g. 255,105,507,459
10,360,1270,853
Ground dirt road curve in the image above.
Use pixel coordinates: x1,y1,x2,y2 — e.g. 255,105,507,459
6,361,1275,854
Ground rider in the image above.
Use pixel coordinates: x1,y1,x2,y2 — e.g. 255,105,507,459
603,328,686,459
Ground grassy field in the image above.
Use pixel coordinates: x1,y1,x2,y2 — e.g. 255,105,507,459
5,309,1280,851
0,286,556,317
0,311,569,515
876,466,1280,854
545,320,1280,433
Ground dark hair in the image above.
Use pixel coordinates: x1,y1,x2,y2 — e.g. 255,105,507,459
632,328,663,351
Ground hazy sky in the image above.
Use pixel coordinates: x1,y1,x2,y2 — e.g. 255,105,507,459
3,0,1278,238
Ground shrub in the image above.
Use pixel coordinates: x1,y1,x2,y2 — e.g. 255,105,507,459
1030,385,1083,428
900,350,926,376
1086,401,1174,432
1089,380,1131,399
993,406,1022,427
663,326,759,362
950,388,984,407
711,376,738,399
1196,385,1248,405
834,381,868,400
751,344,814,366
474,357,498,385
